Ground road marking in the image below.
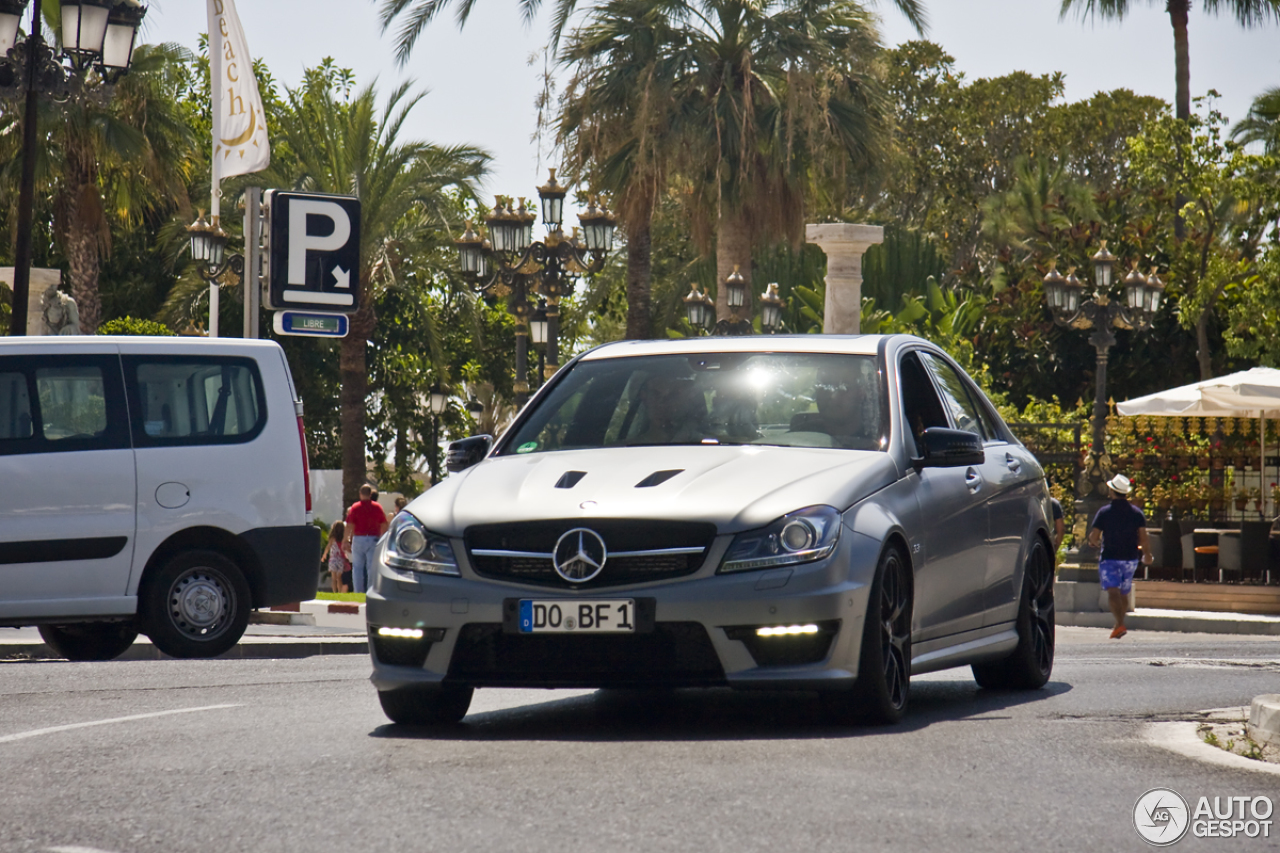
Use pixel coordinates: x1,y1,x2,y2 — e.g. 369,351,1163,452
48,846,122,853
0,704,242,745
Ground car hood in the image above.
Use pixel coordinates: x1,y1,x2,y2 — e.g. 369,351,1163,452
410,445,902,536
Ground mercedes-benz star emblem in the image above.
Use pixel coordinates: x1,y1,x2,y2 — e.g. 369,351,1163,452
553,528,607,583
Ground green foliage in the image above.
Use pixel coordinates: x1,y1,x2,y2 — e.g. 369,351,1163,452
96,316,176,336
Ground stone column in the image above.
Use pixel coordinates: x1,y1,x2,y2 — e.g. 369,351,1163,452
804,224,884,334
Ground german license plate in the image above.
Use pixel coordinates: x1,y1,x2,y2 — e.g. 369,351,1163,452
518,599,635,634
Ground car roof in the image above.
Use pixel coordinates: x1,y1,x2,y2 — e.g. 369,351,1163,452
579,334,900,361
0,335,283,354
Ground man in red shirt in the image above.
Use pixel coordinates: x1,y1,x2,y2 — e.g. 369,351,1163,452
344,484,389,593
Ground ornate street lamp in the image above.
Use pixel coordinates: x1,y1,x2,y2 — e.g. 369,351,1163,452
683,284,711,332
3,0,146,336
759,283,785,334
455,169,616,404
1043,241,1165,562
712,266,754,336
185,212,244,288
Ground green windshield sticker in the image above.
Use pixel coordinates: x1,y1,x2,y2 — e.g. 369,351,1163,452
517,441,538,454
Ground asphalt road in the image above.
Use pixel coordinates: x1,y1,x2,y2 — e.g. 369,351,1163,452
1,626,1277,853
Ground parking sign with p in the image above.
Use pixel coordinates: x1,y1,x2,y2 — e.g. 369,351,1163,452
264,190,361,312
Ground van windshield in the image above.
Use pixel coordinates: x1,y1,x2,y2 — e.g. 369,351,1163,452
500,352,886,455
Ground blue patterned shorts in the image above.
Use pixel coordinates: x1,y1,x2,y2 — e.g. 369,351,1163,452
1099,559,1139,593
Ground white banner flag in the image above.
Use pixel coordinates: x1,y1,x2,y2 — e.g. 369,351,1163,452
208,0,269,180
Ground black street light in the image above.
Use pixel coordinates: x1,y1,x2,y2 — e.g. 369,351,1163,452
2,0,146,336
682,284,715,334
427,384,448,485
759,282,785,334
455,169,615,404
1043,240,1166,560
185,213,245,284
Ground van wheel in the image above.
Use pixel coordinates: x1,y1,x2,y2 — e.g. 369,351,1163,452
378,686,473,726
141,550,251,659
37,622,138,661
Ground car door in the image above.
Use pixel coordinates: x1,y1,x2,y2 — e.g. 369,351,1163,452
899,351,987,640
919,351,1032,628
0,351,137,616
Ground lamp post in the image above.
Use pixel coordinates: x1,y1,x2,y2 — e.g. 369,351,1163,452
1043,241,1166,561
2,0,146,336
427,384,448,485
712,266,754,336
682,284,716,335
759,283,785,334
455,169,615,404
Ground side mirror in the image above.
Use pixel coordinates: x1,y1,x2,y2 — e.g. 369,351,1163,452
917,427,984,468
445,435,493,473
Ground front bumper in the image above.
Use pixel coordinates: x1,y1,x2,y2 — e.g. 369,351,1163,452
367,529,880,693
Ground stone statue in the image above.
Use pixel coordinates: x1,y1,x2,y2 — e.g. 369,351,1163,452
41,284,80,336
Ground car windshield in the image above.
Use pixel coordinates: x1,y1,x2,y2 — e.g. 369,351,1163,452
500,352,886,455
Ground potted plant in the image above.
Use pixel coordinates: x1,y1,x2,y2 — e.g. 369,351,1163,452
1235,489,1250,512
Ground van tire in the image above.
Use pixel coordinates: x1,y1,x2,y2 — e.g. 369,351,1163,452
38,622,138,661
141,550,251,659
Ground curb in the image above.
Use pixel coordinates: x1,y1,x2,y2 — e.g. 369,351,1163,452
1249,694,1280,747
1055,608,1280,635
1145,714,1280,777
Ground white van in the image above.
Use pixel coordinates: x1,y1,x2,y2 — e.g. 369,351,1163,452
0,336,320,660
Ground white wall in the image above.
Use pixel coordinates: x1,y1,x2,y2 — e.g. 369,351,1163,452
310,469,403,527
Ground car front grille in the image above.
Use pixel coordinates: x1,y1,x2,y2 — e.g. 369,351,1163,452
465,519,717,588
445,622,726,688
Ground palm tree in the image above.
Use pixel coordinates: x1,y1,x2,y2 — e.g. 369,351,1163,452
1059,1,1280,122
0,42,197,332
1233,85,1280,153
674,0,891,319
257,70,489,506
558,0,687,339
377,0,925,63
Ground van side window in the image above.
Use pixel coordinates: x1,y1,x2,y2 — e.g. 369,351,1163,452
0,372,33,440
35,366,108,440
127,358,265,445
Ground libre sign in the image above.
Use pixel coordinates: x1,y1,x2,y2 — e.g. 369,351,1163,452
264,190,361,312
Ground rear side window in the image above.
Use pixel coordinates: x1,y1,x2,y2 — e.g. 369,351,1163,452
0,355,129,456
36,366,108,440
124,356,266,446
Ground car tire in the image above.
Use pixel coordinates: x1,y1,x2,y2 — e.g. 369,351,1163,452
140,550,251,660
972,538,1054,690
378,685,474,725
37,622,139,662
824,544,912,725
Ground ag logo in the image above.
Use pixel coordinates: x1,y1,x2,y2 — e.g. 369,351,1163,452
264,190,362,312
553,528,607,583
1134,787,1190,846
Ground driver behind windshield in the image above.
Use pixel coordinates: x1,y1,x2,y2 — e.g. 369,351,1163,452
628,373,706,445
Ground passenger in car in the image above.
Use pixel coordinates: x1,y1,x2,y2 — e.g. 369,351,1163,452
789,363,877,448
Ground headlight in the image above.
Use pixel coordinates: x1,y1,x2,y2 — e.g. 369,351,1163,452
718,505,842,573
384,512,459,577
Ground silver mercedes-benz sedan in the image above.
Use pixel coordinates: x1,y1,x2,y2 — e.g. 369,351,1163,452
366,334,1055,725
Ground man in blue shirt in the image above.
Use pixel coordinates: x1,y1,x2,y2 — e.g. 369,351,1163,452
1086,473,1153,639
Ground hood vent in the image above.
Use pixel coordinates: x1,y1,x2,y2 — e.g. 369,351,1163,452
555,471,587,489
635,469,683,488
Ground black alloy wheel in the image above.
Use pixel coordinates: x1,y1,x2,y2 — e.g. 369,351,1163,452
972,538,1054,689
378,685,474,726
825,545,912,725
